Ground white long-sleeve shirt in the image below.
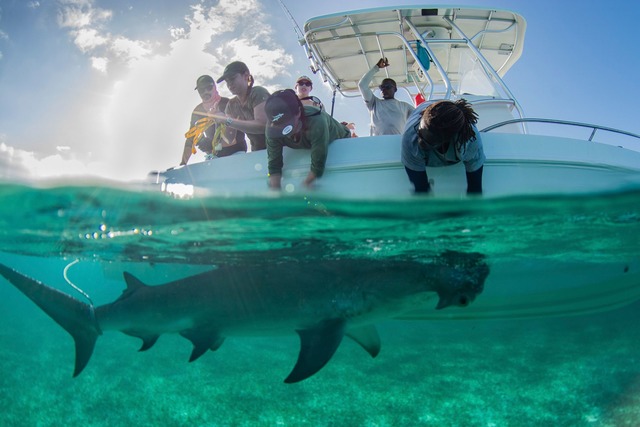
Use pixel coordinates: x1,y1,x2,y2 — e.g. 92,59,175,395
358,65,415,136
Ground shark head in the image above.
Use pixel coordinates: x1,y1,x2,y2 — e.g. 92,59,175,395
427,250,490,310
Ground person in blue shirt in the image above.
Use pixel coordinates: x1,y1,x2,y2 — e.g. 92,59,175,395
401,99,485,194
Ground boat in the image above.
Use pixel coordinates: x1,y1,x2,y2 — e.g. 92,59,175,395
154,5,640,199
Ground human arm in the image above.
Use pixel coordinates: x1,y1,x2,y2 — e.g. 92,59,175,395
267,136,284,189
307,119,331,181
465,166,483,194
404,167,431,193
461,128,485,195
269,173,282,189
400,107,430,193
180,109,200,165
180,139,193,165
220,87,270,135
223,100,268,135
303,171,317,187
358,58,388,106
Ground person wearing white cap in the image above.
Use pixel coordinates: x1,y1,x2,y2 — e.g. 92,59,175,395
294,75,323,110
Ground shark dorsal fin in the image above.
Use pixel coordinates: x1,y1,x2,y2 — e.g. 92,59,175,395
116,272,149,301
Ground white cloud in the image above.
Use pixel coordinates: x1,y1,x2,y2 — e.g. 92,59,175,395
72,27,108,52
109,36,152,62
27,1,41,9
94,0,294,180
56,0,112,28
90,56,108,72
0,142,94,181
57,1,152,71
3,0,294,182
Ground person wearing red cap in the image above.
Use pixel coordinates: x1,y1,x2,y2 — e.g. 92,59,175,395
264,89,351,189
180,75,246,165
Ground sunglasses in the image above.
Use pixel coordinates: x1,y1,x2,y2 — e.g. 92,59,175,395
379,83,395,90
197,84,214,94
297,81,312,87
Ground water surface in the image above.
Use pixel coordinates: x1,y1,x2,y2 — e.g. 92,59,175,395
1,182,639,426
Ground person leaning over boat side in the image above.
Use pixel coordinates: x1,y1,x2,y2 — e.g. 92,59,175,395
265,89,351,189
180,75,247,165
401,99,485,195
358,57,415,136
294,75,323,110
213,61,270,152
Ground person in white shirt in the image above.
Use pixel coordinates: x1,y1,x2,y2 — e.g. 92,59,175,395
358,57,415,136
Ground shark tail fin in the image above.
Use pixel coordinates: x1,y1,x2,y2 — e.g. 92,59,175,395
0,263,101,377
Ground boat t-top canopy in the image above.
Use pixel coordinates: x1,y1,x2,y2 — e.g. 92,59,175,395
301,5,526,104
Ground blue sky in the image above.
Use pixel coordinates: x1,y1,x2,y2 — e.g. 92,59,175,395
1,0,639,182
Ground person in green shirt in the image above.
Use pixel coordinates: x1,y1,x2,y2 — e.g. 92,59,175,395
265,89,351,189
215,61,270,152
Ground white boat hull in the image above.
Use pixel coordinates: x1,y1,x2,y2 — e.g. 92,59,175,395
156,133,640,199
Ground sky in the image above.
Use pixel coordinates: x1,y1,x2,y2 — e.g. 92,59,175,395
1,0,639,183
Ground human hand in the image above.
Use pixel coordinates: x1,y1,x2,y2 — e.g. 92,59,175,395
269,174,282,189
376,57,389,68
303,171,317,187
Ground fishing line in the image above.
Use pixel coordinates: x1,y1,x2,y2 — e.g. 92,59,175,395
63,259,97,320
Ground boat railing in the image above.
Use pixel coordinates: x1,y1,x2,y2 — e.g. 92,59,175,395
482,118,640,148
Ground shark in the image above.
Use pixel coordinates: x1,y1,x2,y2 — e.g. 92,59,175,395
0,251,489,383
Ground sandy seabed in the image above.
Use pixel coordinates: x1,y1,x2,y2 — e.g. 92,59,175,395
1,292,640,427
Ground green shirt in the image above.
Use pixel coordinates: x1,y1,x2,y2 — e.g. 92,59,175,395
225,86,270,151
267,106,351,177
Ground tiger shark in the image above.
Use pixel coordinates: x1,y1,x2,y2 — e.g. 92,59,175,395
0,251,489,383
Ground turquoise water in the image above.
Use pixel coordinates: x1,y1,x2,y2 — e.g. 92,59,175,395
1,181,639,426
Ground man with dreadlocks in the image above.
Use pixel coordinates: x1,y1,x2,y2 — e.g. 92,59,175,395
216,61,270,152
401,99,485,195
264,89,351,189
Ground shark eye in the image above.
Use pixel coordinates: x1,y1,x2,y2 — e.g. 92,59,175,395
458,295,469,307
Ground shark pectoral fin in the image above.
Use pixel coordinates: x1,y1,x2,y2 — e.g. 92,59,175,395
210,336,225,352
180,330,225,362
122,331,160,352
285,318,346,384
0,263,101,378
346,325,381,358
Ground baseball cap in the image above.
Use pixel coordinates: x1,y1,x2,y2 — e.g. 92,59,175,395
296,75,312,84
194,75,214,90
216,61,250,83
264,89,301,138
